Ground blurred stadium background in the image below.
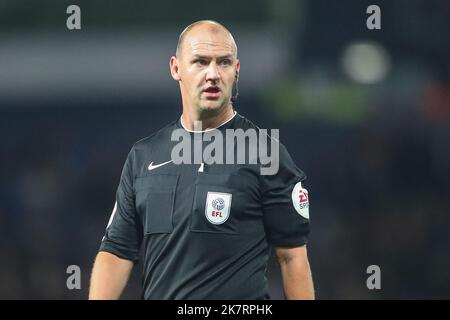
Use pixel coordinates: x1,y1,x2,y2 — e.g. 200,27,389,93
1,0,449,299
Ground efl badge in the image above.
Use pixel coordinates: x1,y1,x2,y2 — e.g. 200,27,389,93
205,192,232,224
292,182,309,219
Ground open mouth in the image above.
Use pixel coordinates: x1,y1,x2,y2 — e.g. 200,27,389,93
204,87,220,93
203,87,221,98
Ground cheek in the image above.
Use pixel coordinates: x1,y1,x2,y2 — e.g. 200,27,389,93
225,77,236,89
186,72,202,86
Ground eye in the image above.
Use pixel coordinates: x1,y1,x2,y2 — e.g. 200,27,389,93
219,59,232,66
194,59,208,66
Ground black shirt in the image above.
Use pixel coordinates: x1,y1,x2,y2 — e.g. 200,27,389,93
99,112,310,299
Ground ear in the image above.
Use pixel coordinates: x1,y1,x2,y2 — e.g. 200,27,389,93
235,59,240,77
169,56,181,81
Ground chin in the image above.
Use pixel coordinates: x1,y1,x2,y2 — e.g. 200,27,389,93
200,101,224,112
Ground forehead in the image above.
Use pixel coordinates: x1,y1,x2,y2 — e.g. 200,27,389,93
182,28,236,57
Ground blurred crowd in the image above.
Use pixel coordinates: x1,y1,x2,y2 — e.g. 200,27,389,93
1,0,449,300
1,90,449,299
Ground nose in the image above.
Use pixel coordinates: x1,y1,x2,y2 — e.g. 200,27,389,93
205,62,220,82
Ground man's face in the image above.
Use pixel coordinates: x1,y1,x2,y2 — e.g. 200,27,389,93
170,27,240,116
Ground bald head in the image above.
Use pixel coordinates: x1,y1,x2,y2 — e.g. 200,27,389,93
175,20,237,59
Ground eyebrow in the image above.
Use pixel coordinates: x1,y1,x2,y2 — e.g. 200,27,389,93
191,54,234,60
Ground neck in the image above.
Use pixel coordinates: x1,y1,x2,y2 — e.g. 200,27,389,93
181,105,235,131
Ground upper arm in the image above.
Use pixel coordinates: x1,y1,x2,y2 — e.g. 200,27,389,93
260,143,310,247
99,148,143,262
96,251,135,270
89,251,135,300
274,245,309,265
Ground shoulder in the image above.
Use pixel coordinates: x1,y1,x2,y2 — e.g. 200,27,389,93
124,120,178,172
134,120,178,148
235,112,290,152
233,112,260,131
235,113,306,179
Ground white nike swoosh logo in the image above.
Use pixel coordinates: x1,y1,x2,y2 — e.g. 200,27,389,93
148,160,173,171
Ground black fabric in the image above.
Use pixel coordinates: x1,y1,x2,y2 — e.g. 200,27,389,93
99,113,310,299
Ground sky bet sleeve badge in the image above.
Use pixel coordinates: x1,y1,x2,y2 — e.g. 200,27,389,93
205,192,232,224
292,182,310,219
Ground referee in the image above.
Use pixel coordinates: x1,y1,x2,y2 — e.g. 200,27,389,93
89,20,314,300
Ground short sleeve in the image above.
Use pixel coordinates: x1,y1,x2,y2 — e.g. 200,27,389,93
260,143,310,247
99,147,143,262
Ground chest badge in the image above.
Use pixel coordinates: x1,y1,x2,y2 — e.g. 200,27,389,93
205,192,232,224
